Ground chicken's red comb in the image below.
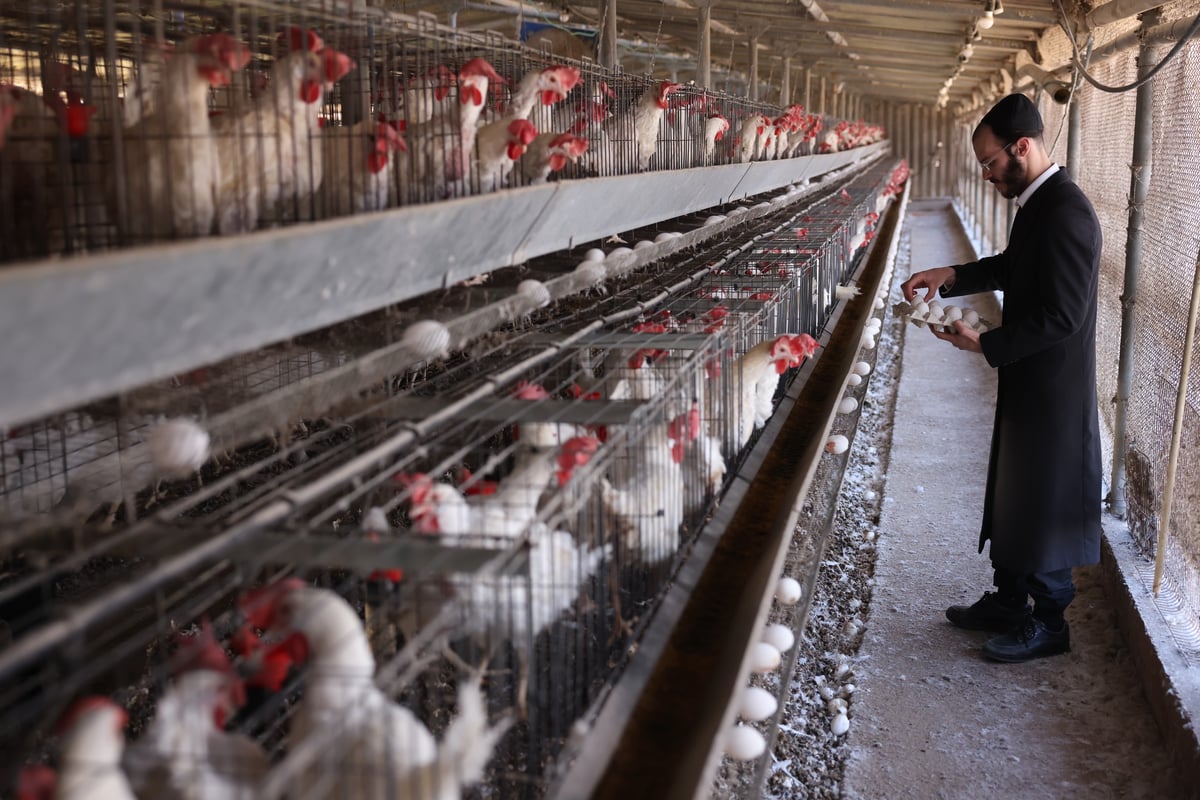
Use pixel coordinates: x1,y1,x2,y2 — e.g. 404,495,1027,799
512,380,549,400
320,48,355,83
15,765,56,800
375,121,407,152
507,118,538,144
171,617,233,676
279,25,323,52
57,696,127,736
393,471,434,505
556,435,600,485
237,577,306,630
550,132,589,157
459,57,506,84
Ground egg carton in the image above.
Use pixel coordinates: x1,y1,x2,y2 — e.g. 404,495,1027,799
891,300,992,334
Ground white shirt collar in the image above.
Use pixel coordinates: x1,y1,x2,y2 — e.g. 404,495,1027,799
1016,163,1059,208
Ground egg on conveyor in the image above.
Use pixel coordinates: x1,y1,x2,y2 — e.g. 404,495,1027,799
831,712,850,736
748,641,782,673
634,239,655,250
402,319,451,361
517,279,551,308
761,623,796,653
838,397,859,414
704,215,727,226
573,261,607,286
147,418,210,478
724,725,767,761
607,246,634,259
861,333,877,350
872,296,885,310
739,686,779,722
826,434,850,454
846,373,863,387
583,247,606,262
852,360,872,376
776,577,803,605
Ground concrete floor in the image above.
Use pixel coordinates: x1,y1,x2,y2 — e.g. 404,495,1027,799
840,200,1189,799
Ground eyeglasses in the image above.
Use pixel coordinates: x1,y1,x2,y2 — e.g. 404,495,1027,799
979,140,1015,174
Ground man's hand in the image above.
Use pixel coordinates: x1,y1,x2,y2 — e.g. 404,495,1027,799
900,266,957,302
932,320,982,353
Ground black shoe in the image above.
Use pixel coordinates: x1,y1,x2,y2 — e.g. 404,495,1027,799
945,591,1029,632
982,616,1071,663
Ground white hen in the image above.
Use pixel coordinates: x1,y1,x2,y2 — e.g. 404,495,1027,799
239,581,508,800
55,698,136,800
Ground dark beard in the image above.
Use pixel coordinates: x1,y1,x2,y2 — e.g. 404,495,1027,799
996,156,1027,199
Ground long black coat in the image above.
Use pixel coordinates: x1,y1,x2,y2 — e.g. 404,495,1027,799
944,169,1103,574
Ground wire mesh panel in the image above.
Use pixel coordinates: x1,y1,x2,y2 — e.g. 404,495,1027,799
0,0,887,267
0,151,902,796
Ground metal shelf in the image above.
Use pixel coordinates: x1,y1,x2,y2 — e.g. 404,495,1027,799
0,143,886,428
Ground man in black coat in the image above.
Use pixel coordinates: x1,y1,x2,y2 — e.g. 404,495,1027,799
900,93,1103,663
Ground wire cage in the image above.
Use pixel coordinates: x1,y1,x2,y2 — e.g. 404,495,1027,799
0,0,883,267
0,149,905,797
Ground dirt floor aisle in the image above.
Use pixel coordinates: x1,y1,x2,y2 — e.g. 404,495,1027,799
839,199,1185,800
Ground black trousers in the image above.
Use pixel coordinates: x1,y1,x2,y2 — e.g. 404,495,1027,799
992,566,1075,625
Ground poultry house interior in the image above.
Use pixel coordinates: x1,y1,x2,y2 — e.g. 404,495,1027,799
2,0,1200,797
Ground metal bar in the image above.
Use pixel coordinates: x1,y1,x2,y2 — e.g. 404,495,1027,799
1085,0,1168,30
229,533,530,576
1152,245,1200,594
698,1,712,88
0,148,885,430
370,397,647,425
1108,27,1161,517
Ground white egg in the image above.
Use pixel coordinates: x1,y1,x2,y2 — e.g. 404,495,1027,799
846,373,863,387
861,335,876,350
944,305,963,322
852,360,872,376
748,641,782,673
834,661,854,681
634,239,655,250
607,246,634,259
761,623,795,653
704,215,727,226
838,397,859,414
146,418,210,478
831,712,850,736
361,506,390,533
775,577,802,605
724,725,767,761
573,261,607,286
841,683,857,697
402,319,451,361
738,686,778,722
872,296,885,310
826,434,849,454
654,232,673,242
754,201,771,211
863,489,878,501
517,279,551,308
583,247,606,262
866,316,882,331
827,697,848,715
818,685,836,701
963,308,980,326
913,300,930,316
928,301,943,317
730,206,749,215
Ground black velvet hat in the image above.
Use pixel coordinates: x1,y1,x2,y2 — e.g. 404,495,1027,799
978,93,1044,140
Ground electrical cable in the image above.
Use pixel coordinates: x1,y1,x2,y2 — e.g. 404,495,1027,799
1053,0,1200,94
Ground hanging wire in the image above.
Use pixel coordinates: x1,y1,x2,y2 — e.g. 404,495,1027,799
1047,35,1091,158
1053,0,1200,94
